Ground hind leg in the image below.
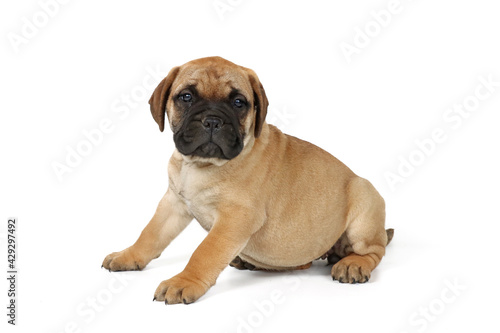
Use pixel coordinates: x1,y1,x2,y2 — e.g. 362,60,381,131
230,256,312,271
331,178,389,284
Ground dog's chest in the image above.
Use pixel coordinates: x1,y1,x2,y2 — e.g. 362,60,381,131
171,165,220,231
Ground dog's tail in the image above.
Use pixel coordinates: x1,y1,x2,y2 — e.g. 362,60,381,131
386,228,394,246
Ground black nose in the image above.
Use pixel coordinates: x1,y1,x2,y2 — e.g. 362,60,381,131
203,116,223,133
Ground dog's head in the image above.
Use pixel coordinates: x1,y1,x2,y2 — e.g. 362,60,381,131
149,57,268,162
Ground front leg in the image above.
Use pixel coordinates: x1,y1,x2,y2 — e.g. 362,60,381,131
102,188,192,271
154,208,262,304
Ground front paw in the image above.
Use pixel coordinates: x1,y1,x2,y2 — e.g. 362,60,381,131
153,274,209,305
102,248,146,271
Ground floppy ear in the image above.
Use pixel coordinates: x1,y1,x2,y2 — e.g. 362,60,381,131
148,66,180,132
248,72,269,138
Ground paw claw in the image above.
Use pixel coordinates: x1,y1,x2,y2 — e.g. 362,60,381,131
102,249,146,272
154,275,208,305
331,256,372,284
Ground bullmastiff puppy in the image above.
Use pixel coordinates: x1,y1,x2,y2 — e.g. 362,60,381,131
102,56,393,304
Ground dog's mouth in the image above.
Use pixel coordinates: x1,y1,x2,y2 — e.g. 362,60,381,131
174,116,244,160
192,141,224,158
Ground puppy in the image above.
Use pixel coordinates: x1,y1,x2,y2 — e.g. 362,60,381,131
102,56,393,304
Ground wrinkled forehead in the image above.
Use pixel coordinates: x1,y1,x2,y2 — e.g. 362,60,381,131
172,64,253,100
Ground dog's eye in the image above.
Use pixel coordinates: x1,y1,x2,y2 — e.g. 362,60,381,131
233,98,245,108
179,93,192,102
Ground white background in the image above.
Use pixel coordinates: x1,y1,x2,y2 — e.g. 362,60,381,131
1,0,500,332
